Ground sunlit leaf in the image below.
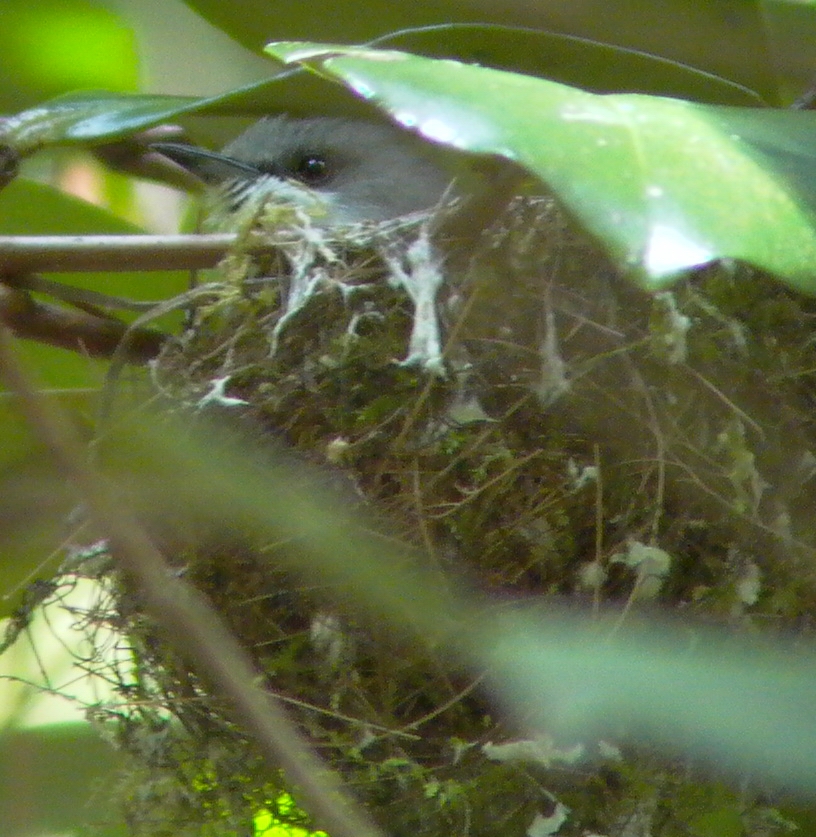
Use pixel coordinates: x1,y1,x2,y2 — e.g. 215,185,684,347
2,92,199,154
265,42,816,292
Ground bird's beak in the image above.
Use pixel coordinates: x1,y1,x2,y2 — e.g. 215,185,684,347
149,142,260,186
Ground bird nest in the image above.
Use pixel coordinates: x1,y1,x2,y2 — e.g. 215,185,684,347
9,194,816,836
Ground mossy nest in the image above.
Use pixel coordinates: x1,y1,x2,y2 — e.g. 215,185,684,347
19,195,816,835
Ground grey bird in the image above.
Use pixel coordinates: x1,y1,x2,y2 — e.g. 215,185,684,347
152,115,456,226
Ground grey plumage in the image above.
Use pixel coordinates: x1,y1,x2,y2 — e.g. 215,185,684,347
221,116,452,223
156,116,454,225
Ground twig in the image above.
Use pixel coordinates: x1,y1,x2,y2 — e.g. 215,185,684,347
0,233,265,273
7,272,163,312
0,284,165,361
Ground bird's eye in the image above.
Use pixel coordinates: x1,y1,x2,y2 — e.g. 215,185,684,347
293,154,330,185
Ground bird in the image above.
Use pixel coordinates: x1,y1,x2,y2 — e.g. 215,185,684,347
151,115,456,227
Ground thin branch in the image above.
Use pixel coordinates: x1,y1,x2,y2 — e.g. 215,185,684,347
0,324,385,837
7,272,164,312
0,142,19,191
0,284,166,361
0,233,254,273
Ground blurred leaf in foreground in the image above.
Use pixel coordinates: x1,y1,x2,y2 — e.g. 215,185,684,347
91,410,816,795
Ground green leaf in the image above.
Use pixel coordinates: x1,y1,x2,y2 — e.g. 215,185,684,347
2,91,199,154
1,20,762,156
181,0,778,101
376,25,765,105
764,0,816,101
483,608,816,794
1,76,376,154
265,42,816,292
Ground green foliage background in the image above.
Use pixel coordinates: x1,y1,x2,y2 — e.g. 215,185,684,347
5,1,816,836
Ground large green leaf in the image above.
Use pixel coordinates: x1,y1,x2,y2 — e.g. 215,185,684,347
1,79,378,154
264,42,816,292
375,25,765,105
2,92,200,154
764,0,816,101
3,18,766,159
181,0,779,102
6,43,816,292
483,609,816,794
